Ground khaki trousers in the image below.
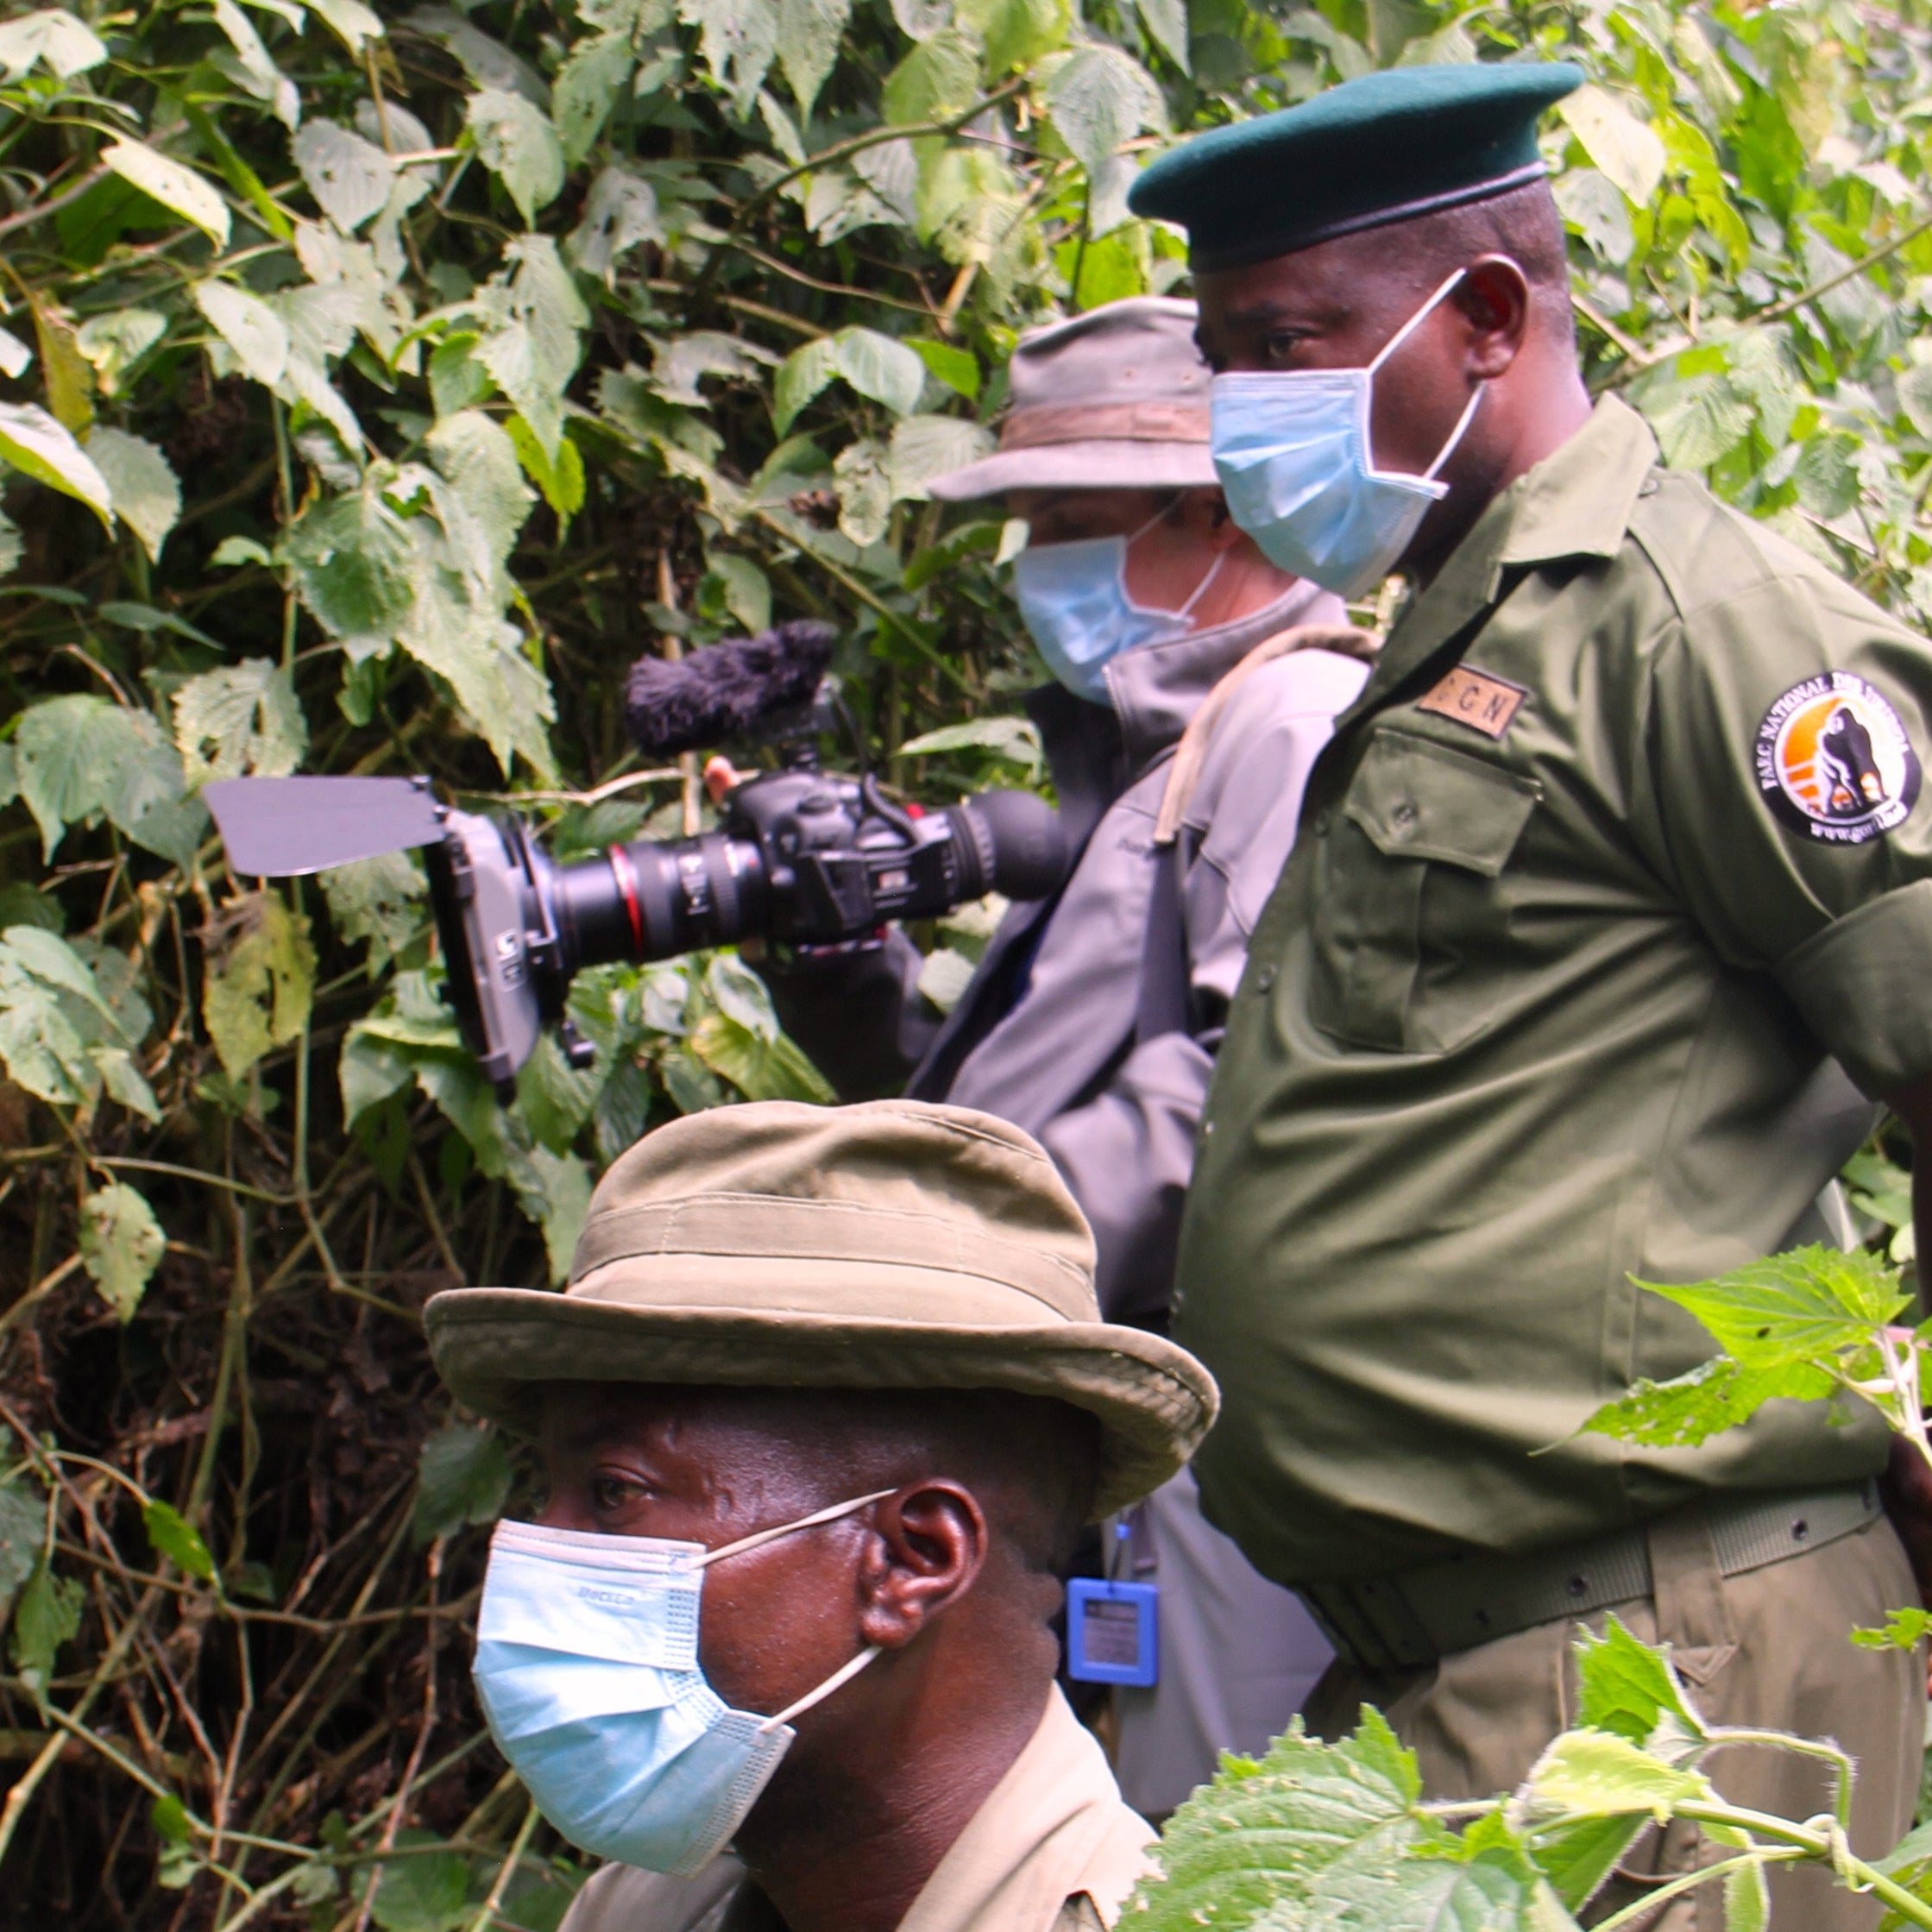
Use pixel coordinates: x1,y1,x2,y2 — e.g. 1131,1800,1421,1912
1303,1514,1926,1931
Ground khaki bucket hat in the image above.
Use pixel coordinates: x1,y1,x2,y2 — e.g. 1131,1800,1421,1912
425,1099,1218,1519
928,296,1218,500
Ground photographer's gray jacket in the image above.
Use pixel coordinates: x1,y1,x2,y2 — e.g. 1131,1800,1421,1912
768,580,1365,1325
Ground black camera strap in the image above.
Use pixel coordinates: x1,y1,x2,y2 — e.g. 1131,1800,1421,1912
1134,834,1193,1047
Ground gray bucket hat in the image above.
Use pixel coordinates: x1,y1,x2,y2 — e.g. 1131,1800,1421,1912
929,296,1218,500
425,1098,1219,1519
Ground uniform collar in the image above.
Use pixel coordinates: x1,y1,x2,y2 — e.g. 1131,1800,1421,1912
1352,395,1658,713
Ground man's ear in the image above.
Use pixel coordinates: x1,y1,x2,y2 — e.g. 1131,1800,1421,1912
853,1482,987,1650
1455,255,1532,380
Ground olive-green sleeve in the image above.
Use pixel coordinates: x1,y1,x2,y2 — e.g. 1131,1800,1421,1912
1632,549,1932,1097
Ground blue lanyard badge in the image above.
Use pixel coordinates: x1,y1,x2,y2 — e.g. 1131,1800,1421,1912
1066,1576,1159,1687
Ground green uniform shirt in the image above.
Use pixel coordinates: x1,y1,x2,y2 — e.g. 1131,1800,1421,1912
1177,396,1932,1589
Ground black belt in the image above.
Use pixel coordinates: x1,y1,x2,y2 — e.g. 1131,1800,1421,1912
1299,1480,1883,1673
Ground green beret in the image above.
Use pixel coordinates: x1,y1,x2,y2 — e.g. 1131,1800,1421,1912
1129,62,1583,274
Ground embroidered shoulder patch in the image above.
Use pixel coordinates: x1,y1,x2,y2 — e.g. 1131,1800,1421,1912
1416,666,1527,740
1754,671,1922,845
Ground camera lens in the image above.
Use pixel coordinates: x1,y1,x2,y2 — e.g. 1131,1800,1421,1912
947,791,1067,903
548,834,768,970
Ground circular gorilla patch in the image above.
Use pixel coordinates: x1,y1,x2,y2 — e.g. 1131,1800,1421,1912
1754,671,1921,845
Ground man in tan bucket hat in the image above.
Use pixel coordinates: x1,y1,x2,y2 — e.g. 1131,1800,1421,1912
730,297,1358,1816
425,1098,1217,1932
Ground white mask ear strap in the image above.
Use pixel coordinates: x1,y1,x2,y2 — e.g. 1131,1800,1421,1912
758,1643,883,1733
1367,267,1468,375
1423,380,1486,482
1174,548,1224,620
698,1488,897,1568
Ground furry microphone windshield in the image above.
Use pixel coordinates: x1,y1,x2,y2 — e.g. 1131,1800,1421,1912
623,620,837,759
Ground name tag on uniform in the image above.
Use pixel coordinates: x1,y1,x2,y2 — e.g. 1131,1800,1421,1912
1066,1578,1158,1686
1418,666,1527,740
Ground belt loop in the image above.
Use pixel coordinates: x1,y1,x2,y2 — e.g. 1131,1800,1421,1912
1645,1504,1738,1684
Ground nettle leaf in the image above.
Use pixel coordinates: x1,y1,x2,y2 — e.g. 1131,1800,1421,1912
706,550,770,632
906,335,979,400
201,892,317,1079
1042,44,1164,174
1851,1605,1932,1652
1526,1812,1646,1916
773,336,839,434
15,693,204,868
413,1425,513,1541
85,429,181,563
777,0,850,116
0,8,106,79
80,1184,167,1321
901,713,1042,777
834,436,891,545
173,659,309,786
504,414,586,524
1578,1353,1831,1450
689,1012,835,1102
1573,1617,1708,1751
881,27,977,123
1646,1244,1908,1364
1126,1709,1435,1930
466,89,566,225
368,1832,470,1932
1558,84,1665,209
890,412,992,499
307,0,384,53
293,120,397,232
320,851,427,973
832,327,925,416
475,235,588,463
554,30,635,165
960,0,1070,73
211,0,299,129
1129,0,1187,70
194,280,290,387
0,927,156,1116
101,142,230,247
509,1143,595,1283
10,1558,82,1687
564,167,662,280
680,0,781,112
1523,1729,1710,1822
0,1478,42,1633
142,1501,215,1581
0,401,114,527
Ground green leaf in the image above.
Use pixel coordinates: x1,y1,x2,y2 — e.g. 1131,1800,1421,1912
320,851,426,973
1644,1244,1909,1364
369,1834,470,1932
514,1029,602,1153
15,694,202,867
505,414,587,524
1130,1709,1435,1929
173,659,309,785
0,401,114,527
194,280,290,387
0,7,103,77
890,412,992,499
777,0,850,115
773,336,839,435
959,0,1070,73
905,336,979,400
211,0,299,129
210,535,273,569
564,168,662,281
413,1425,513,1541
1523,1729,1711,1822
101,142,230,248
679,0,781,113
142,1500,216,1581
689,1012,834,1102
882,28,978,123
1130,0,1187,70
509,1143,595,1284
554,31,635,166
201,893,317,1079
1577,1353,1831,1451
10,1558,81,1686
466,90,566,226
706,550,771,632
833,436,891,545
901,713,1042,777
0,1479,44,1633
305,0,384,53
293,120,397,233
1526,1812,1647,1915
475,236,588,464
80,1184,167,1321
1042,45,1164,174
1558,85,1665,209
1851,1606,1932,1651
85,429,181,564
73,310,166,399
1573,1617,1708,1751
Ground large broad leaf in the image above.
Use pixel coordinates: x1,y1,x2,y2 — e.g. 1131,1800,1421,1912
15,693,203,868
1130,0,1187,70
10,1559,82,1688
832,326,926,417
79,1183,167,1322
320,851,426,974
1128,1709,1438,1929
0,927,157,1117
1578,1353,1832,1450
881,26,977,123
201,892,316,1079
777,0,851,115
1644,1244,1909,1365
509,1145,595,1284
1042,43,1163,173
85,428,180,563
890,412,992,499
0,1478,42,1633
412,1425,513,1541
689,1013,834,1102
211,0,299,128
679,0,781,113
1572,1617,1709,1752
773,336,839,434
307,0,385,53
465,90,565,226
194,280,290,387
959,0,1070,73
101,142,230,247
293,120,397,232
564,167,662,280
173,659,309,786
0,8,106,79
1558,85,1665,210
1522,1730,1711,1822
475,236,588,463
0,401,114,526
553,31,634,165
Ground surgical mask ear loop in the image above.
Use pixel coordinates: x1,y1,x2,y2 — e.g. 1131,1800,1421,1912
1124,496,1223,626
1362,267,1487,487
694,1488,897,1568
757,1644,884,1734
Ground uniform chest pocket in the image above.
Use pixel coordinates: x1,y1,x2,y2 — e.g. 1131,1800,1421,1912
1308,728,1541,1054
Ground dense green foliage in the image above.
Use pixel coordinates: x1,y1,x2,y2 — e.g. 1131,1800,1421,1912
0,0,1930,1918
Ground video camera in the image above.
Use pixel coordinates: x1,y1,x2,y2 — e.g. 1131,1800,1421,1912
204,621,1067,1090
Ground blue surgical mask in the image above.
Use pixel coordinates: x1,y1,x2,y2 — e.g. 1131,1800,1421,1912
472,1489,893,1877
1209,269,1485,600
1013,506,1224,703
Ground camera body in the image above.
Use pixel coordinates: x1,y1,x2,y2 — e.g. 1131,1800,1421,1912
424,762,1065,1088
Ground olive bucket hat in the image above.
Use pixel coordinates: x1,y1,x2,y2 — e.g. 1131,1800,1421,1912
424,1099,1218,1519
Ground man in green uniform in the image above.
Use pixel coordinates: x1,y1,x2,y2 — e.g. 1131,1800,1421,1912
1129,61,1931,1922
